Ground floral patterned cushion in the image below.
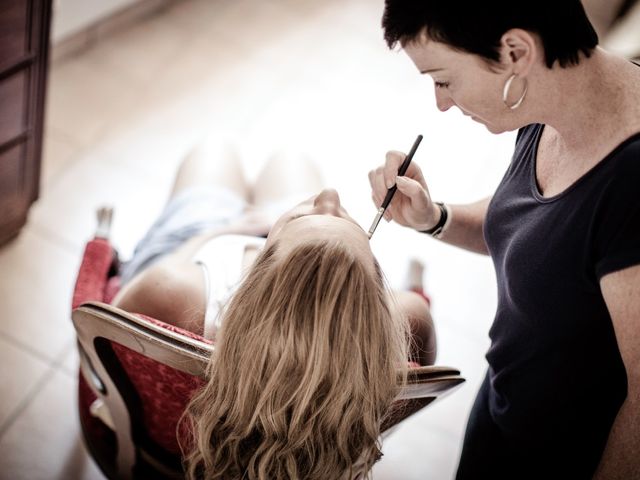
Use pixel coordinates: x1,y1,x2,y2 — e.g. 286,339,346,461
111,314,208,454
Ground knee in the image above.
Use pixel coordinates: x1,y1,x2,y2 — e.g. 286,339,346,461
398,291,437,365
401,291,431,321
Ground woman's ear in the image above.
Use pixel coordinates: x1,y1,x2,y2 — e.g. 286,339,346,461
499,29,538,75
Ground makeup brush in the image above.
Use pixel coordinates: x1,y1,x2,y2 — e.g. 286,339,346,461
367,134,423,239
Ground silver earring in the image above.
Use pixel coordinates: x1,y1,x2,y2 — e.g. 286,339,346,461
502,74,528,110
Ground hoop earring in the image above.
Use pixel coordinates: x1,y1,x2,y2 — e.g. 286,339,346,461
502,74,528,110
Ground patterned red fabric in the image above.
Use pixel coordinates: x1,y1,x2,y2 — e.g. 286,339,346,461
72,238,114,309
104,276,121,305
73,238,115,464
112,314,209,453
112,341,205,454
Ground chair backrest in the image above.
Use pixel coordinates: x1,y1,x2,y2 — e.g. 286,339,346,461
73,301,464,479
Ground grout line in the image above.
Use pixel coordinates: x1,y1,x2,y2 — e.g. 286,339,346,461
58,361,79,380
41,149,86,191
0,338,76,438
0,365,58,438
0,332,73,370
52,338,77,367
0,371,51,437
51,0,172,64
43,123,86,153
41,151,89,195
57,343,80,379
26,222,84,255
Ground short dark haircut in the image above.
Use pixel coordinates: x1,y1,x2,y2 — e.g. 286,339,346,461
382,0,599,68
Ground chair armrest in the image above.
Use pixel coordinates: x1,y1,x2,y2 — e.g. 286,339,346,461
72,238,118,310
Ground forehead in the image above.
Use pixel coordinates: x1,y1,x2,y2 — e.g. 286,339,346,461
275,215,376,272
279,215,365,243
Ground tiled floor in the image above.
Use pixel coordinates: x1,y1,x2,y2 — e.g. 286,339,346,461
0,0,518,478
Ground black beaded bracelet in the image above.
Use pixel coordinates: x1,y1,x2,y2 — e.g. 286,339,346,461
420,202,448,236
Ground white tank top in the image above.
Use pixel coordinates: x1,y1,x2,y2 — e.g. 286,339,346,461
192,234,266,339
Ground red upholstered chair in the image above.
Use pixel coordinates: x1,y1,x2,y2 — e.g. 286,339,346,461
72,208,465,479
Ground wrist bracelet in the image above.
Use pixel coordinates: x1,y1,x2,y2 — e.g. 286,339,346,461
420,202,448,237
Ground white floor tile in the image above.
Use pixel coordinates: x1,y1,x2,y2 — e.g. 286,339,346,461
45,56,146,149
29,147,173,258
374,422,460,480
0,369,105,480
0,228,79,362
41,127,83,192
0,336,50,429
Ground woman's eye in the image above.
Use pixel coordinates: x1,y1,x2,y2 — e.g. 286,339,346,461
434,81,450,89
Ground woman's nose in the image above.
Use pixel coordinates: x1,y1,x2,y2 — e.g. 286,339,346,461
314,188,341,213
435,89,454,112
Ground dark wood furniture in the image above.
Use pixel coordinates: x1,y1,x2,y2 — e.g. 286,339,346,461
0,0,52,245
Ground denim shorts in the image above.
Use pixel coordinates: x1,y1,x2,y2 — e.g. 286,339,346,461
119,186,311,285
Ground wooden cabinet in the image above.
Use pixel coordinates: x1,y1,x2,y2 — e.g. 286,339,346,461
0,0,52,245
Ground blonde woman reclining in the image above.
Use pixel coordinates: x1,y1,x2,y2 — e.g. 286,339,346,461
112,139,436,480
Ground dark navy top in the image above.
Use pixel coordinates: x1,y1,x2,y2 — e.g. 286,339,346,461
481,123,640,476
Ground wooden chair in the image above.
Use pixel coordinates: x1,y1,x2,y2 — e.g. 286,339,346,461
72,209,465,479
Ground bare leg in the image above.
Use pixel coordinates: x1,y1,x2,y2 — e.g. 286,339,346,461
396,258,436,365
251,150,325,208
169,136,250,203
395,290,437,366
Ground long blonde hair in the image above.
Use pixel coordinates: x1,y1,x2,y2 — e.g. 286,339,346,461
182,239,408,479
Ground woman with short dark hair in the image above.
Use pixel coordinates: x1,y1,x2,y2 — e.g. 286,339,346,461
369,1,640,478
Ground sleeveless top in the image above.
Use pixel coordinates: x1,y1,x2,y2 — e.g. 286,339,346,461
192,234,266,339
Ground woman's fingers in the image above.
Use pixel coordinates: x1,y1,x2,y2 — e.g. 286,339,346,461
370,151,412,205
368,166,388,207
384,150,426,188
384,151,407,188
370,149,431,226
395,176,433,227
395,176,426,204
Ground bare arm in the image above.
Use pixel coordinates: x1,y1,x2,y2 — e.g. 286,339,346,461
426,197,491,255
113,259,206,334
167,210,272,262
593,264,640,479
